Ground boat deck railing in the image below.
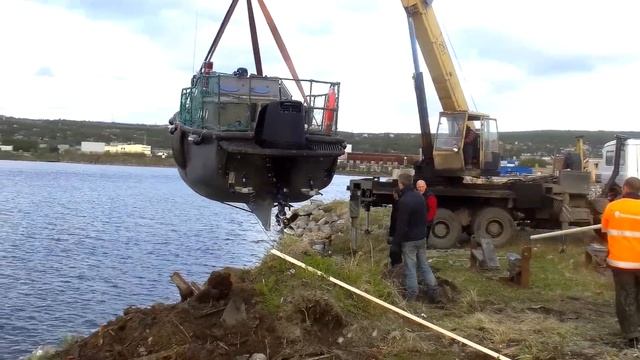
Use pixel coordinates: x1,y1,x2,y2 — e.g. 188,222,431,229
179,73,340,135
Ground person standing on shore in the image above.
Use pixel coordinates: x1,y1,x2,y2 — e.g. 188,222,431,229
601,177,640,348
416,180,437,244
392,173,439,302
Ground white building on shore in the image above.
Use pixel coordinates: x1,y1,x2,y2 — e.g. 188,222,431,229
105,143,152,156
81,141,151,156
80,141,105,153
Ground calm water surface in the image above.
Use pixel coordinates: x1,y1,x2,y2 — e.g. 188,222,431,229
0,160,356,359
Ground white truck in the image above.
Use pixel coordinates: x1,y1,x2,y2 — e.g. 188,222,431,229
599,137,640,186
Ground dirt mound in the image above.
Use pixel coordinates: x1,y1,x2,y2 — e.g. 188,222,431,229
53,269,360,360
54,270,273,359
293,292,345,339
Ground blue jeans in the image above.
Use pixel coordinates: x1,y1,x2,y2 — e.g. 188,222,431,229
401,239,438,298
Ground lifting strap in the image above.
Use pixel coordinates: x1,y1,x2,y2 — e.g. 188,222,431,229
255,0,308,104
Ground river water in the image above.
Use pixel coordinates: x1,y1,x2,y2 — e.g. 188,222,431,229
0,160,357,359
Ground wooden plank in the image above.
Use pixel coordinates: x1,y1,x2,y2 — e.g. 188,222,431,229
170,272,196,302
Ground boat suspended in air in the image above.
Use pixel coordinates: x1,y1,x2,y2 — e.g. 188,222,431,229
168,0,346,229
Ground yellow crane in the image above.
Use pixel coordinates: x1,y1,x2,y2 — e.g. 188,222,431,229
349,0,595,250
401,0,499,176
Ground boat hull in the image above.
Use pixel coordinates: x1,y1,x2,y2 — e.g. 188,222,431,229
171,126,344,227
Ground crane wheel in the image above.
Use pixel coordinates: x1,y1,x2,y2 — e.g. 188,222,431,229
472,207,515,247
428,209,462,249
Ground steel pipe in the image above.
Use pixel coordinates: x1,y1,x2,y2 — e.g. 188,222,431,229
529,224,601,241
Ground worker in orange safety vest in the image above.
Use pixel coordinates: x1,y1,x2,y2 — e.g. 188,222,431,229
601,176,640,348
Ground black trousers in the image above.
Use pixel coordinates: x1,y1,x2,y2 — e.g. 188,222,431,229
389,243,402,267
612,269,640,339
425,225,432,247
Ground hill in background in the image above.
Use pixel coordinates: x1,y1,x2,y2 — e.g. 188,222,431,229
1,115,638,158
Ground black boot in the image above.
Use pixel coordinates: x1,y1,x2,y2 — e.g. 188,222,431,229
426,286,442,304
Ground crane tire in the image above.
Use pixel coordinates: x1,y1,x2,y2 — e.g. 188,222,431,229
428,208,462,249
473,207,515,247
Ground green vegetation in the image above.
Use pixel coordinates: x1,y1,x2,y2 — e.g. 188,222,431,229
0,115,171,150
3,115,639,160
254,203,622,359
337,130,640,158
0,151,175,167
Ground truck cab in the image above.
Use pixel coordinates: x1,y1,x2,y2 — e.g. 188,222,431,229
599,138,640,186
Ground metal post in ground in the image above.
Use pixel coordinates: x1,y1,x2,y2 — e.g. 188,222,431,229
349,191,360,251
364,207,371,235
513,224,604,287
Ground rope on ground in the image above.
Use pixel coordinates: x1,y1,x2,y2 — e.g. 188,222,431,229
270,249,511,360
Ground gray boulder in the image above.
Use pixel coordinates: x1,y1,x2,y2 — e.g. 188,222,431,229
297,204,316,216
303,231,331,242
221,297,247,326
319,224,332,235
310,209,325,222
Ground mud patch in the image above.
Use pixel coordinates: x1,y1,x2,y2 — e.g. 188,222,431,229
526,305,580,322
293,292,346,341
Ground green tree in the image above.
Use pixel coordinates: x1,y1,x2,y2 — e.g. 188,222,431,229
3,139,39,152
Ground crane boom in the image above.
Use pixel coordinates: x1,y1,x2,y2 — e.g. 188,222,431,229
401,0,468,112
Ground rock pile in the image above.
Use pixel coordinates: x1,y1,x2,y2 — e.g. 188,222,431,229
284,200,350,251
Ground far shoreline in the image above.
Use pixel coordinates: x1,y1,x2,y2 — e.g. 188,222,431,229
0,154,389,176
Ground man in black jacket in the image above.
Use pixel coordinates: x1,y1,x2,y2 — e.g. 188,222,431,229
393,173,439,302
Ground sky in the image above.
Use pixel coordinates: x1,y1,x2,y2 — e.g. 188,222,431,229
0,0,638,133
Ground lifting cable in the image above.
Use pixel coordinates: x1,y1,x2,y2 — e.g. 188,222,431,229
255,0,309,105
270,249,511,360
201,0,308,104
442,28,478,112
202,0,239,69
221,202,252,214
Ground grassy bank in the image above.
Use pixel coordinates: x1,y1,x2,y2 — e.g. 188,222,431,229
43,201,628,359
256,203,622,359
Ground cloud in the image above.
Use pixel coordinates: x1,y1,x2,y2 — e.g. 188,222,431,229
35,67,54,77
453,29,633,77
46,0,183,19
0,1,184,124
1,0,639,133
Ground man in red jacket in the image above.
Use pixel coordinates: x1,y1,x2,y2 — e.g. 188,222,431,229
416,180,437,242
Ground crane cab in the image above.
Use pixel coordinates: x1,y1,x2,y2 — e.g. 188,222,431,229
433,111,500,177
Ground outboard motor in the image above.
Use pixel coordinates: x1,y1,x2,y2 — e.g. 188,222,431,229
254,100,307,149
